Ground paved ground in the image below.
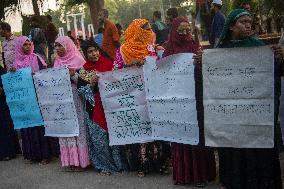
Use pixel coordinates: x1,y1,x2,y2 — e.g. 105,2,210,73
0,156,221,189
1,153,283,189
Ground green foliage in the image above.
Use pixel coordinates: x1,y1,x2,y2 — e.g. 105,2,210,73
44,1,93,35
112,0,194,29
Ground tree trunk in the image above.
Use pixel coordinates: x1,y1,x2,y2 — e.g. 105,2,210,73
88,0,104,34
31,0,40,16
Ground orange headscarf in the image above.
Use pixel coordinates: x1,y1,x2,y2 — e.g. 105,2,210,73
121,19,155,65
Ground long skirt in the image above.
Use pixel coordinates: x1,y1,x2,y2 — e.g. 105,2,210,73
21,127,59,161
86,114,128,172
171,143,216,185
59,85,90,168
0,98,18,160
218,147,282,189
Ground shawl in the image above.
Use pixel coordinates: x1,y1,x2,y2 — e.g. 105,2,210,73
163,17,199,57
121,19,155,65
53,36,85,69
15,36,46,72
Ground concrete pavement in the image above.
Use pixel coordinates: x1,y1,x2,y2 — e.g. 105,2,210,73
0,156,220,189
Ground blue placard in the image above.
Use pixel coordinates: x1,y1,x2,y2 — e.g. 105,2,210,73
1,67,44,129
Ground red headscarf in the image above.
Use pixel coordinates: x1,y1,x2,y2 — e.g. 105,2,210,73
163,17,199,57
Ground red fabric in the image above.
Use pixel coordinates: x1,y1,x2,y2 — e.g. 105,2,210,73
171,143,216,185
163,17,216,185
163,17,199,57
83,56,113,131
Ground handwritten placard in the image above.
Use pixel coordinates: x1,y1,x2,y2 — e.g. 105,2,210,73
144,54,199,144
203,46,274,148
1,67,44,129
33,67,79,137
98,67,152,145
280,78,284,145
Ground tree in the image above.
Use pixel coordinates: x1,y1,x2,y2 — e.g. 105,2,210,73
31,0,41,16
44,2,93,35
0,0,18,20
67,0,104,33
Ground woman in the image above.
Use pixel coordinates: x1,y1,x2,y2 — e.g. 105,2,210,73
14,36,59,164
0,66,18,161
77,40,127,175
216,9,283,189
114,19,170,177
53,36,90,171
163,17,216,187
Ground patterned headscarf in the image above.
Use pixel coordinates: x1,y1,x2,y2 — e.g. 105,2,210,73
121,19,155,65
216,9,251,47
15,36,46,72
53,36,85,69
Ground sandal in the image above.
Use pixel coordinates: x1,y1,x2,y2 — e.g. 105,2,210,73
99,171,111,176
72,167,85,172
194,182,206,188
137,171,145,177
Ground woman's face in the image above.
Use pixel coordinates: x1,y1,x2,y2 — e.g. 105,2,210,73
22,40,32,54
87,47,100,62
55,42,66,57
230,15,252,40
176,22,191,35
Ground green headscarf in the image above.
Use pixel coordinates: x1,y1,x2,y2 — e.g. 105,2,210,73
216,9,264,48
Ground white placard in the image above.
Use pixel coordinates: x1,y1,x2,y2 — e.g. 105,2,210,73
144,54,199,144
98,67,152,145
203,46,274,148
280,78,284,145
33,67,79,137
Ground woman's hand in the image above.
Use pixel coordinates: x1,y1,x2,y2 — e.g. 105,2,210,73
69,68,76,77
90,75,99,87
271,45,284,63
9,67,16,72
193,47,203,64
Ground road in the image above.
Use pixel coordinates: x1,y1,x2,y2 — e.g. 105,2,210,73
1,153,283,189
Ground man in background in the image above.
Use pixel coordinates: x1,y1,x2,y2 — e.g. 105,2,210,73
152,11,168,45
94,27,104,48
166,7,179,31
45,15,58,64
0,22,17,71
240,2,251,12
30,16,47,61
210,0,225,47
98,9,120,60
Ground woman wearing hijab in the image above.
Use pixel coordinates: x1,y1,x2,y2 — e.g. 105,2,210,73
14,36,59,164
163,17,216,187
0,66,18,161
216,9,283,189
78,40,127,175
114,19,170,177
53,36,90,171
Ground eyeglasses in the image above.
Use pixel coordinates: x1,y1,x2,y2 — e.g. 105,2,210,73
176,28,191,34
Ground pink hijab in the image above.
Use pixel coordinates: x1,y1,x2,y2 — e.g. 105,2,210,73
15,36,46,72
53,36,85,69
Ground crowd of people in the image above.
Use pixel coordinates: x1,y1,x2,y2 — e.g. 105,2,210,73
1,1,284,188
